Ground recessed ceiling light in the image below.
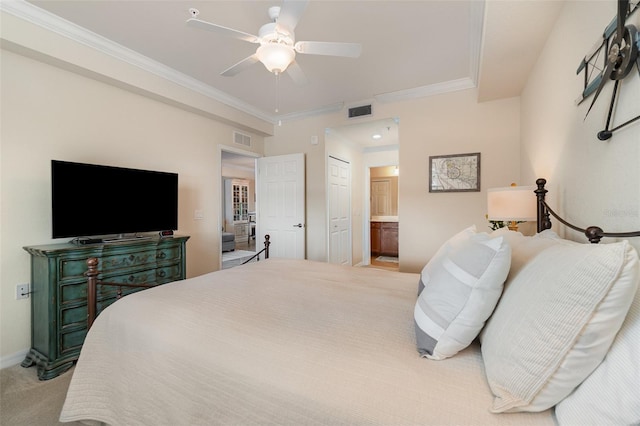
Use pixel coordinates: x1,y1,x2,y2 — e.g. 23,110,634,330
372,134,382,140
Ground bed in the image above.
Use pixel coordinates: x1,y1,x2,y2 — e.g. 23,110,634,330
59,179,640,425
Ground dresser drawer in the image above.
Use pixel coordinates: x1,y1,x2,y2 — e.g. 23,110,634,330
60,288,147,327
100,250,157,271
101,268,158,286
60,297,121,330
157,263,183,283
157,245,182,263
58,256,94,282
59,268,158,305
60,282,87,306
57,248,157,282
60,329,85,355
59,293,127,354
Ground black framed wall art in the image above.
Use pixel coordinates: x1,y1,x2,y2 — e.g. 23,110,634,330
429,152,481,193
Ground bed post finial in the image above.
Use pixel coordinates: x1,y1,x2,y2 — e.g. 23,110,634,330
264,234,270,259
585,226,604,244
535,178,551,232
86,257,99,329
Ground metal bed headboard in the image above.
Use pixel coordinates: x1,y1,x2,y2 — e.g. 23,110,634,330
535,178,640,243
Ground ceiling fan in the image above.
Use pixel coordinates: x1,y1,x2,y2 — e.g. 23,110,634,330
186,0,362,85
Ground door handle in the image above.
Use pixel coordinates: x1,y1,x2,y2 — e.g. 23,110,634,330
293,223,304,228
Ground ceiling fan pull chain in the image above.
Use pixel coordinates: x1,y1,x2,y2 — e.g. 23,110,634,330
275,71,280,113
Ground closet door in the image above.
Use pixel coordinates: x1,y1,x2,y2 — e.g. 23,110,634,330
328,155,351,265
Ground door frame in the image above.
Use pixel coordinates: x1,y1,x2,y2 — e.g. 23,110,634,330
363,157,399,266
218,145,261,270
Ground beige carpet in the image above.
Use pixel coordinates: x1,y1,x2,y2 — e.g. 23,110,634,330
0,364,82,426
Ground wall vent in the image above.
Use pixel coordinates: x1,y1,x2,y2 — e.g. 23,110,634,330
348,104,372,119
233,131,251,147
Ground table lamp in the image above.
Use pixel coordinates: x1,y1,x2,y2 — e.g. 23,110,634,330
487,184,537,231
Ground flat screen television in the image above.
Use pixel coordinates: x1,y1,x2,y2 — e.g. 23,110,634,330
51,160,178,240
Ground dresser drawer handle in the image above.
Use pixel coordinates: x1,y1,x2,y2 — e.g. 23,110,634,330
158,252,166,259
129,254,135,262
158,270,166,278
128,275,135,282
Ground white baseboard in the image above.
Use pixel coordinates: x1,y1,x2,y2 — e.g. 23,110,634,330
0,349,28,369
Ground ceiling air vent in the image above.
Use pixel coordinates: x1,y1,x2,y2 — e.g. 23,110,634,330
348,104,372,119
233,131,251,147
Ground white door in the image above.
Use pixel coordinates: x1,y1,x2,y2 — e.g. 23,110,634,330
328,156,351,265
257,153,305,259
371,179,391,216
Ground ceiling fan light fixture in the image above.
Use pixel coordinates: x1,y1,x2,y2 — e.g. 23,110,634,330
257,43,295,73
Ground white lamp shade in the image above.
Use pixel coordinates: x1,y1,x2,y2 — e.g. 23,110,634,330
487,186,537,221
257,44,295,73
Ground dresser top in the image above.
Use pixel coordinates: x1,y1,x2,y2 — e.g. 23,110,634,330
24,235,190,256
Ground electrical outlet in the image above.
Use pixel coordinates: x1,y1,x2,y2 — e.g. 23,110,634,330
16,283,29,300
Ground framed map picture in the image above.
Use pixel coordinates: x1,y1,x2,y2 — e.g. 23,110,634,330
429,152,480,193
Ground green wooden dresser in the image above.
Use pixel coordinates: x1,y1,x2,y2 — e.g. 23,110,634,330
22,235,189,380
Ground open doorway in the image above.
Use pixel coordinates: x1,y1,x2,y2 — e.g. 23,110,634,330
220,148,260,269
369,165,399,271
359,119,399,270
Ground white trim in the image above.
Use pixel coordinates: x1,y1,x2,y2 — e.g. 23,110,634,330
374,78,476,104
468,0,486,86
0,349,28,369
276,102,345,123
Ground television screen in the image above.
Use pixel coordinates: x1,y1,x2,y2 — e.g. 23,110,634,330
52,160,178,239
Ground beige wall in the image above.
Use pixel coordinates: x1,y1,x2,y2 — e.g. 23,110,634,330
0,50,265,362
266,90,521,272
396,91,521,271
520,1,640,252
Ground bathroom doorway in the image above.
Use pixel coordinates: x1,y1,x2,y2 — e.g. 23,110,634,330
369,165,399,271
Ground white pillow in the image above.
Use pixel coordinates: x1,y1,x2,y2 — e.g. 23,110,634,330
480,236,639,413
555,282,640,425
490,228,562,283
418,225,476,295
414,230,511,360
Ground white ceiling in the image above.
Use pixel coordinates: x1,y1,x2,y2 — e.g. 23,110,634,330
22,0,563,124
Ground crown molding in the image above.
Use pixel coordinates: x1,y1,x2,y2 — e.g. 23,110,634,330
468,0,485,86
374,78,476,104
276,102,345,123
0,0,276,124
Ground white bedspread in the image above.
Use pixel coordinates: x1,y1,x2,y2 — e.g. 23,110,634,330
60,259,554,425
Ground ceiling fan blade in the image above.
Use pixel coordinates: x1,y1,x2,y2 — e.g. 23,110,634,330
286,60,309,86
221,54,260,77
186,18,260,43
295,41,362,58
275,0,309,35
